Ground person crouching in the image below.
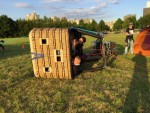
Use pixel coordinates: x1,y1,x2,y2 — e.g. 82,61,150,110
0,40,5,52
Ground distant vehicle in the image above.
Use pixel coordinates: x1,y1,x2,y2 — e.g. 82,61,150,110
103,31,109,34
114,31,121,34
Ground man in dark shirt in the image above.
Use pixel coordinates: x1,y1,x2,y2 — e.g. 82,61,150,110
124,23,134,54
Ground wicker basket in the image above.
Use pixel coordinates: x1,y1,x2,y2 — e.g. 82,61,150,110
29,28,72,79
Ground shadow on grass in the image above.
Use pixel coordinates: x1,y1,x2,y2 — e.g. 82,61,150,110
123,53,150,113
0,42,30,59
116,43,125,55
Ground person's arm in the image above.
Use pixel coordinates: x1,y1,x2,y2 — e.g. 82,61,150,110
126,32,130,36
73,39,79,47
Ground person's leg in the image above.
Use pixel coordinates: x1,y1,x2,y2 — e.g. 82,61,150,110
73,65,80,76
73,56,81,76
124,40,129,54
0,44,2,52
2,45,5,51
130,40,134,54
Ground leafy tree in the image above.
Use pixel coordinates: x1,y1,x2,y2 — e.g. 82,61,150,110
42,17,54,27
85,23,91,30
0,15,17,37
61,17,68,27
70,21,77,28
105,25,110,31
78,19,97,31
16,19,34,36
97,20,109,31
53,17,61,27
138,14,150,29
113,18,123,31
122,16,136,29
78,19,86,29
90,19,97,31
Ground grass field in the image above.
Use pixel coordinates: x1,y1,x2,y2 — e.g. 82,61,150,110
0,33,150,113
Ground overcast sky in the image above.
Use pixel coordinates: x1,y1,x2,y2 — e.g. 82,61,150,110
0,0,149,22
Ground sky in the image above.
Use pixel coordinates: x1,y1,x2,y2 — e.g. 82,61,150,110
0,0,149,22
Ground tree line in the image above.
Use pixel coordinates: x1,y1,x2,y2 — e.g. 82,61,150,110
113,15,150,31
0,14,150,38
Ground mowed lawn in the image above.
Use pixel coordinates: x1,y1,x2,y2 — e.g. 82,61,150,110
0,33,150,113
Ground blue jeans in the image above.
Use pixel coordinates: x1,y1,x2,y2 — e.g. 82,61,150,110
124,39,134,54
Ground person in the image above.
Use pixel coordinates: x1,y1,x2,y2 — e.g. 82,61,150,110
124,23,134,55
0,40,5,52
72,37,86,76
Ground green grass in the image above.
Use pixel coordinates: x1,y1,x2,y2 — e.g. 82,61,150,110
0,33,150,113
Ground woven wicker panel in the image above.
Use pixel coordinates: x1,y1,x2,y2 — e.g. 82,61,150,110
29,28,72,79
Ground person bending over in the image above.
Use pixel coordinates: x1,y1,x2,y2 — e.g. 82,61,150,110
72,37,86,76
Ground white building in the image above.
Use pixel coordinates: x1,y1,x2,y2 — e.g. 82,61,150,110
26,12,40,20
69,19,79,24
143,1,150,16
51,16,60,21
124,14,136,20
82,18,92,24
105,20,116,29
146,1,150,7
